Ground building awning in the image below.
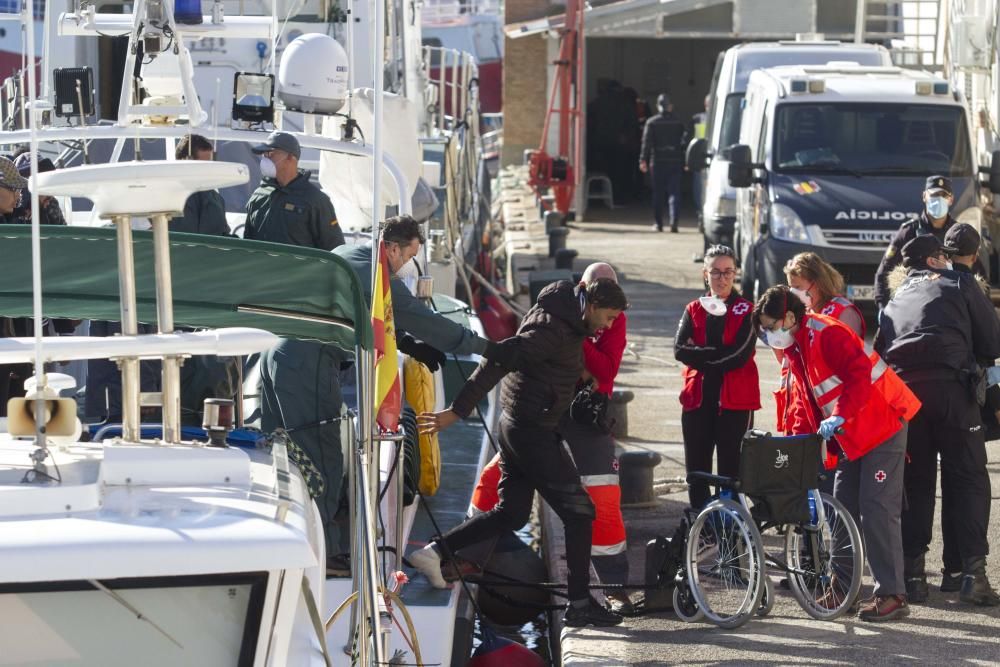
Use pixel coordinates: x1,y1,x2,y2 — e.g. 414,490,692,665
507,0,858,41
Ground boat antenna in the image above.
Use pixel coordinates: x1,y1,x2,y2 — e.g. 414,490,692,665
24,0,50,472
75,82,90,162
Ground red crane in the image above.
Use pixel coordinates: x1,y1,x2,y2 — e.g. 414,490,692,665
526,0,585,216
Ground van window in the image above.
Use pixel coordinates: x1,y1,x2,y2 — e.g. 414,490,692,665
718,94,744,153
773,103,972,176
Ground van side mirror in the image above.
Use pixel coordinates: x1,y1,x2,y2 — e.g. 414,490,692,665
686,138,708,171
990,150,1000,193
727,144,753,188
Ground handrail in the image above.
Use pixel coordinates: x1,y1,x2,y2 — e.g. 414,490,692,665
0,126,413,216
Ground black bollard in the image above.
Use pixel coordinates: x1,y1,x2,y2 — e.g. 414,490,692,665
548,227,569,258
544,210,564,233
607,390,634,439
554,247,578,270
619,450,662,507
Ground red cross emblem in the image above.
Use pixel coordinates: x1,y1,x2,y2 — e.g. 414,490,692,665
822,304,836,316
875,470,887,483
732,302,750,316
611,458,620,472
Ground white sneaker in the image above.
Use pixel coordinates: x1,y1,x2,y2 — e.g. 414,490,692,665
409,544,448,588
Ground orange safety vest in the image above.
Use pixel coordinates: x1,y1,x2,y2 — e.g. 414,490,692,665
797,313,921,460
817,296,866,339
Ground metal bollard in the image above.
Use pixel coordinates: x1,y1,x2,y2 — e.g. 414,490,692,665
607,390,634,439
619,450,662,507
547,227,570,258
554,248,578,270
544,210,564,233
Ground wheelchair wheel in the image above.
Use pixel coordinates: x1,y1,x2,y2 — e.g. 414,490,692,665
672,581,705,622
757,575,775,617
686,498,765,629
785,491,864,620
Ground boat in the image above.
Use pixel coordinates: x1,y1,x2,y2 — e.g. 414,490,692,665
0,1,506,664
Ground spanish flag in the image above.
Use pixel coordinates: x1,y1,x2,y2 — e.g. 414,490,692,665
372,241,401,432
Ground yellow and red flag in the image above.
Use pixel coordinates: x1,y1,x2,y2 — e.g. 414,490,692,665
372,240,401,432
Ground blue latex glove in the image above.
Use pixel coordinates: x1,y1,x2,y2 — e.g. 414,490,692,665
987,365,1000,388
818,416,845,440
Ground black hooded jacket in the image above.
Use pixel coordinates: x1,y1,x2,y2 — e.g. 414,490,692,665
451,281,588,428
875,267,1000,381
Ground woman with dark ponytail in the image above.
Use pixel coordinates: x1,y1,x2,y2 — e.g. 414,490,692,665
674,244,759,510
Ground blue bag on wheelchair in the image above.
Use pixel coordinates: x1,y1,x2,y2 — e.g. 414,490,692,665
737,430,822,525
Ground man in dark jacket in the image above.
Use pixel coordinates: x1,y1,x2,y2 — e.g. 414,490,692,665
244,131,345,249
170,134,230,236
875,234,1000,607
411,278,629,627
874,175,959,309
640,94,688,232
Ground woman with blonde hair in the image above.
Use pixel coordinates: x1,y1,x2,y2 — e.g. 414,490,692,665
784,252,865,338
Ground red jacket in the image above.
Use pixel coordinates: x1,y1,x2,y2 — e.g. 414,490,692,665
678,295,760,412
584,312,627,394
817,296,866,338
777,313,920,460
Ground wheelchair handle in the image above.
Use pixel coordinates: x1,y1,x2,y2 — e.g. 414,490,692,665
686,471,741,491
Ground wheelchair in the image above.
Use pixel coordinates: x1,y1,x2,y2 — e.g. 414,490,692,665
671,430,864,629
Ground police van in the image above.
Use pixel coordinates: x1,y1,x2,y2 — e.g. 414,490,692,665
726,64,1000,301
687,39,892,250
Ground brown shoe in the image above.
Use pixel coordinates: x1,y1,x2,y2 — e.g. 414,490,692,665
858,594,909,622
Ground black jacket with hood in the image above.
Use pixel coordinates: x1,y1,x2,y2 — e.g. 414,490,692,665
451,280,587,428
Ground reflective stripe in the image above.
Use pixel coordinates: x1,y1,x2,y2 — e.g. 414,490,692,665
591,540,627,556
819,401,835,417
813,374,843,397
871,356,888,382
831,296,852,307
807,318,827,331
581,474,619,487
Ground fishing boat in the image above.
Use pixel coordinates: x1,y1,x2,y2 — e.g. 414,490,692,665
0,1,506,665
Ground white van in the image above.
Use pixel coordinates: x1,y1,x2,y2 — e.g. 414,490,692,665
687,39,892,251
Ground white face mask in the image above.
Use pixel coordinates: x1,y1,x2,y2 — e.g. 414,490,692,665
763,326,795,350
260,156,277,179
789,287,812,309
944,260,954,271
699,295,727,317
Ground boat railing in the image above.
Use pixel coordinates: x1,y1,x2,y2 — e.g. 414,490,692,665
422,0,502,22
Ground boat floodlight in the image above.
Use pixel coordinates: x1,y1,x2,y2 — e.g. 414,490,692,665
232,72,275,123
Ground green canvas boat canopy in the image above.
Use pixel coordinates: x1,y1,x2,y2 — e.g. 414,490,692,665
0,225,373,353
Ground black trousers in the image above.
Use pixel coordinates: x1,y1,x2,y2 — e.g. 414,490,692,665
438,415,596,601
681,404,752,509
903,379,991,564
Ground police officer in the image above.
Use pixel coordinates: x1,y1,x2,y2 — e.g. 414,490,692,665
333,215,490,363
639,94,688,233
874,175,957,309
875,234,1000,606
170,134,229,236
246,132,347,575
244,131,345,249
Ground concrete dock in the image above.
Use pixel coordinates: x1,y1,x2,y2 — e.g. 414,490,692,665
496,171,1000,665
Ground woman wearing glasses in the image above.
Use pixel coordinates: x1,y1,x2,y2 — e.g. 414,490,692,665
674,245,760,509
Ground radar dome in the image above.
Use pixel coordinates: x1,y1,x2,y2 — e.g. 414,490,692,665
277,34,349,114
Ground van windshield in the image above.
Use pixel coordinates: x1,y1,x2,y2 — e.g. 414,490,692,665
718,94,744,153
774,103,973,176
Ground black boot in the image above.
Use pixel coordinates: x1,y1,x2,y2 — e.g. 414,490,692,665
563,596,624,627
940,568,963,593
959,557,1000,606
904,554,928,604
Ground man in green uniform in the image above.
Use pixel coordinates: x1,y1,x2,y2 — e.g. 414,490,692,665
245,131,348,575
244,131,344,249
170,134,230,236
333,215,490,362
